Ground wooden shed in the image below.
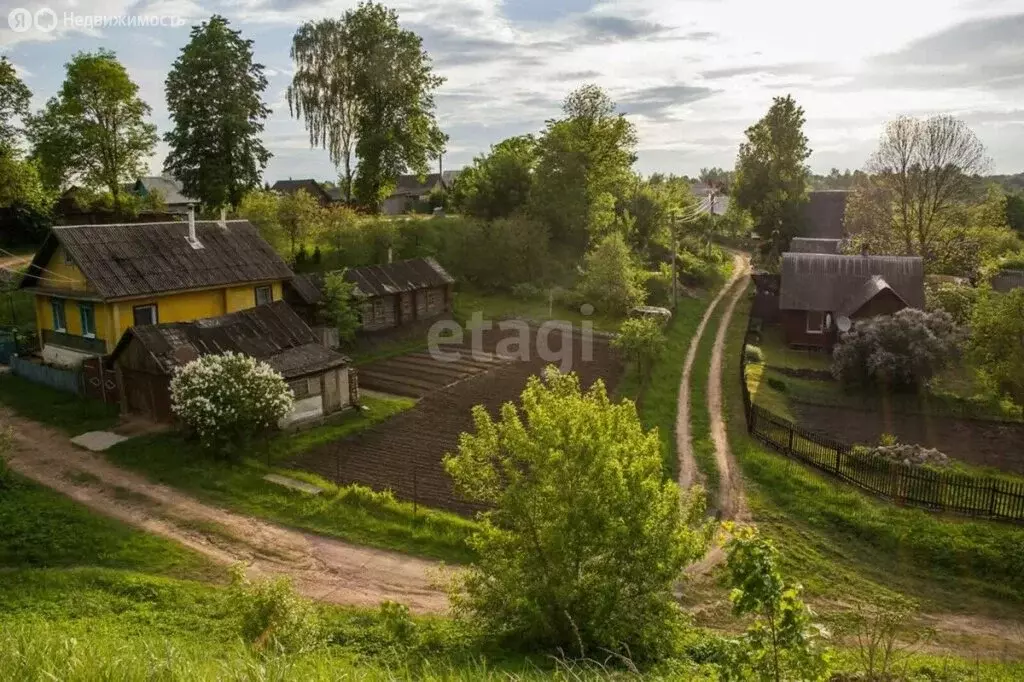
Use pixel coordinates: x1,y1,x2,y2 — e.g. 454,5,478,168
107,301,354,424
285,257,455,333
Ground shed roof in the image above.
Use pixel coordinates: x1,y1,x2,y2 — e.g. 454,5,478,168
20,220,294,300
108,301,348,379
133,176,194,207
789,237,844,254
779,252,924,312
991,269,1024,293
286,257,455,305
391,171,461,197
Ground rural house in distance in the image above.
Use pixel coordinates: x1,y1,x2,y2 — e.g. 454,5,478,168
271,178,338,206
779,252,925,349
286,257,455,333
107,301,353,424
128,176,198,214
19,213,294,367
382,171,460,215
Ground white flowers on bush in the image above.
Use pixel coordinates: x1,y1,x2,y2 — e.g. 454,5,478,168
170,352,294,453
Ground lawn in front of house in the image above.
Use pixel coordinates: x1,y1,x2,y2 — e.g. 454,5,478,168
0,373,120,434
103,395,478,564
453,288,623,333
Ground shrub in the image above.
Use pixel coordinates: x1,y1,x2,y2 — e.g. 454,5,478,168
510,282,543,301
744,344,763,364
970,288,1024,405
319,271,362,344
228,565,325,655
925,281,978,327
614,317,667,378
831,309,965,391
170,352,294,457
443,367,713,662
575,232,647,315
766,376,787,393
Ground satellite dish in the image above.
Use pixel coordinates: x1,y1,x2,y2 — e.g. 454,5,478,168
836,315,852,333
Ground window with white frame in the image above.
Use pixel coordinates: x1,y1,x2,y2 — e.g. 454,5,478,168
51,299,66,332
806,310,824,334
79,303,96,338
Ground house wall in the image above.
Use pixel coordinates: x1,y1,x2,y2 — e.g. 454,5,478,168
781,309,833,349
381,196,409,215
850,289,907,319
360,294,399,331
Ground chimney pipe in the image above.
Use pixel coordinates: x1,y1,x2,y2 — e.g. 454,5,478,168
188,204,196,241
219,207,227,227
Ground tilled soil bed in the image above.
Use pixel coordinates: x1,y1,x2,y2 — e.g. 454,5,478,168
291,325,621,514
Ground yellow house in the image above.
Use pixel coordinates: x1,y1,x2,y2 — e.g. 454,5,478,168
19,217,295,367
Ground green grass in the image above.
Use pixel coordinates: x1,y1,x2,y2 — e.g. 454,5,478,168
756,325,832,373
103,396,478,564
0,288,36,333
724,291,1024,614
618,260,735,481
0,373,120,433
453,288,623,333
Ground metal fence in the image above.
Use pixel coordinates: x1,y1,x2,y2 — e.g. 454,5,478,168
739,332,1024,523
9,355,82,395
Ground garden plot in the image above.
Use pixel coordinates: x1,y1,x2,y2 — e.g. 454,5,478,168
358,351,511,397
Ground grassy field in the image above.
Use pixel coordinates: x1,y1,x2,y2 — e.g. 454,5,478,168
725,291,1024,615
0,373,120,433
103,396,478,563
453,288,623,333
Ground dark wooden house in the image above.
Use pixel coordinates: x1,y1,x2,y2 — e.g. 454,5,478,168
285,257,455,333
779,252,925,349
271,179,336,207
991,269,1024,293
107,301,353,424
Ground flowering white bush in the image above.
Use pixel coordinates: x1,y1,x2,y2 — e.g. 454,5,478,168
170,352,294,456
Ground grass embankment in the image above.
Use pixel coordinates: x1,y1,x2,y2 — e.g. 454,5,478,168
103,396,477,564
0,373,119,433
618,260,735,482
725,290,1024,615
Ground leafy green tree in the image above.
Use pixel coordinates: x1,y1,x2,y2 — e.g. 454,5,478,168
698,166,733,192
0,154,52,246
531,84,638,248
970,288,1024,404
1006,193,1024,234
576,232,646,315
733,95,811,262
613,317,666,378
164,15,272,209
237,189,283,249
279,189,324,256
27,50,156,207
319,270,362,344
722,525,832,682
444,367,711,661
925,282,978,327
0,56,31,155
451,135,537,219
290,3,446,211
288,18,359,203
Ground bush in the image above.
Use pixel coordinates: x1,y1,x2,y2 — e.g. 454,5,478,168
766,376,787,393
443,367,712,662
925,282,978,327
575,232,647,315
831,309,965,391
228,565,325,655
510,282,543,301
970,288,1024,404
169,352,294,457
614,317,667,377
744,344,763,364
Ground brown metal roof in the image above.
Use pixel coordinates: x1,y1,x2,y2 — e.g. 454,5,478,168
838,275,908,316
20,220,294,300
108,300,348,379
286,257,455,304
780,252,924,312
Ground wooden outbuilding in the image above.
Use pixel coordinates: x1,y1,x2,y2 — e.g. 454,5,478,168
107,301,353,424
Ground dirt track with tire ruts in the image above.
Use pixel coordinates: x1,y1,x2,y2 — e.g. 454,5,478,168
291,325,621,514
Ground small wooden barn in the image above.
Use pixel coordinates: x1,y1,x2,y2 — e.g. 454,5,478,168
285,257,455,333
779,252,925,349
107,301,354,424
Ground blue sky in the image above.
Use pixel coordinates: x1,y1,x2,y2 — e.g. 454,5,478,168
2,0,1023,184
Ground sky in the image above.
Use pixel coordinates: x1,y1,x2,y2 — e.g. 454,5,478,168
2,0,1023,184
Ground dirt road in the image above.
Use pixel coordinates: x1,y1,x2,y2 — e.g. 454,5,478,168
677,254,747,491
1,407,448,613
707,259,751,521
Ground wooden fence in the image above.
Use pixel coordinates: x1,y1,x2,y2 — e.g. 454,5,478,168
9,355,82,395
739,333,1024,523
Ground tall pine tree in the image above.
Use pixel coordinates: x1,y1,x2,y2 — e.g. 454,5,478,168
164,15,271,209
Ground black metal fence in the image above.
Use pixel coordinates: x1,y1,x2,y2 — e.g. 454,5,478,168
739,336,1024,523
